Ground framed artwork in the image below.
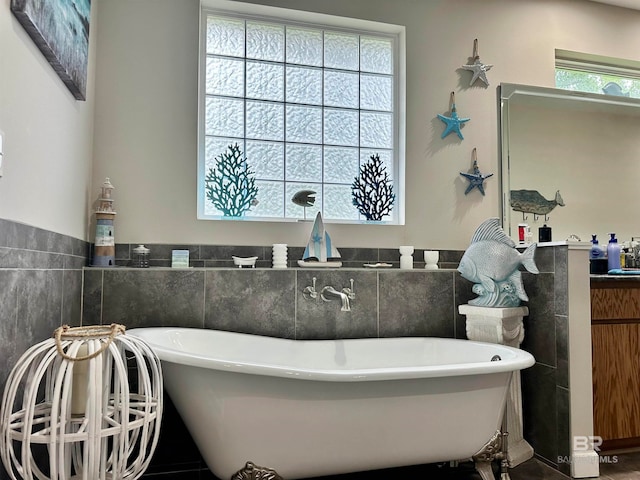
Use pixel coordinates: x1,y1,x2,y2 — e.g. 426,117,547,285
11,0,92,100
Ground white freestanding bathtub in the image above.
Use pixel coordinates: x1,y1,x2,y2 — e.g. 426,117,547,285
128,327,535,480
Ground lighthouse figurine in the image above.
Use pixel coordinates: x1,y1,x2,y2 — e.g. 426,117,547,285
92,178,117,267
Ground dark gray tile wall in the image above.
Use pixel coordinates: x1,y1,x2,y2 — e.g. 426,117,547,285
0,218,88,480
85,267,464,340
521,245,571,476
379,270,456,338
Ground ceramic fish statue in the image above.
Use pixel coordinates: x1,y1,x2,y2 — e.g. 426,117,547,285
458,218,539,307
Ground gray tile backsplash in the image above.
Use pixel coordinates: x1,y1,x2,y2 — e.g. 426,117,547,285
88,267,464,341
102,269,206,329
205,269,296,337
379,270,455,338
296,270,378,339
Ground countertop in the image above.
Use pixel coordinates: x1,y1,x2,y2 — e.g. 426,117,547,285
591,274,640,284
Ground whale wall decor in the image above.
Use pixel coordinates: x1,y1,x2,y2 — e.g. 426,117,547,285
510,189,565,217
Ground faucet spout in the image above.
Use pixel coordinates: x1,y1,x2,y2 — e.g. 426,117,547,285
321,286,350,311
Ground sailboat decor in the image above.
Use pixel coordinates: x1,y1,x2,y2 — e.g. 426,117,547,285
298,212,342,268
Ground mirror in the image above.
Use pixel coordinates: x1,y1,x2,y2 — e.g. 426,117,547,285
500,83,640,246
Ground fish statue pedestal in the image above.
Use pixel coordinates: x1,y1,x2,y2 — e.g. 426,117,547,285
459,304,534,468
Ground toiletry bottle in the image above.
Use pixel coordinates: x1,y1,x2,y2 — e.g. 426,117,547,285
590,235,604,259
538,224,552,243
607,233,621,271
518,223,528,244
524,225,533,245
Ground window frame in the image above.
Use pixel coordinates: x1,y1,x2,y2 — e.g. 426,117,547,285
555,49,640,99
197,0,406,224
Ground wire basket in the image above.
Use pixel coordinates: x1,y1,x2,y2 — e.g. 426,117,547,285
0,324,163,480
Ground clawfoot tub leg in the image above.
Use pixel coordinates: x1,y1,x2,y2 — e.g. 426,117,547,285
472,430,510,480
231,461,284,480
475,461,496,480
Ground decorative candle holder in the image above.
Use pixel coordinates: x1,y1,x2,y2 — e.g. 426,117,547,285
424,250,439,270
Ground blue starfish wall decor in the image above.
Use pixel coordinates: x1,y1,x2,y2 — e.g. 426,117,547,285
460,148,493,195
437,92,470,140
461,39,492,87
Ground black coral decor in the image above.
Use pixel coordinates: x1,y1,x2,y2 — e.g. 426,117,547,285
352,154,395,221
205,143,259,217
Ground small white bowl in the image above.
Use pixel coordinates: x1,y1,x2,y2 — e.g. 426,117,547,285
232,256,258,268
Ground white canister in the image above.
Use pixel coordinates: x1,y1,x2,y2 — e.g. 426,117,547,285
399,245,414,270
272,244,288,269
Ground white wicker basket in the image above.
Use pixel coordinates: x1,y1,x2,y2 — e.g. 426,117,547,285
0,324,163,480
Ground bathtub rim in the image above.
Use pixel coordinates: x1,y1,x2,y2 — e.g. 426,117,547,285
127,327,535,382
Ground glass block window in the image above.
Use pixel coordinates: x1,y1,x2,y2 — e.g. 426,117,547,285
555,54,640,99
198,9,402,223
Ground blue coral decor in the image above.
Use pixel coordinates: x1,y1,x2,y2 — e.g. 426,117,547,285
205,143,258,217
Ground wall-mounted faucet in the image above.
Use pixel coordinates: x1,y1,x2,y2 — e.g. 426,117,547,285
320,279,355,312
303,278,356,311
321,286,350,311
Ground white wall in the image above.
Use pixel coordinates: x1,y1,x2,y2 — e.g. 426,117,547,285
0,0,97,240
91,0,640,250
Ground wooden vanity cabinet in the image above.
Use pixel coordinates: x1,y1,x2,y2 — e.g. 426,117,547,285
591,279,640,451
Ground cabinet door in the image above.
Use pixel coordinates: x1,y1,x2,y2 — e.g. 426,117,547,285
592,323,640,443
591,287,640,321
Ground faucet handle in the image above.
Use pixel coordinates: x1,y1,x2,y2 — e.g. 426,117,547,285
303,277,318,300
341,278,355,300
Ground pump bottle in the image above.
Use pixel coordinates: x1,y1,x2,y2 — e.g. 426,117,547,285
607,233,621,271
590,235,604,260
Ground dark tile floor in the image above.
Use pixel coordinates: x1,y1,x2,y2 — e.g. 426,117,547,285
340,452,640,480
145,451,640,479
326,452,640,480
300,458,565,479
598,450,640,480
293,452,640,479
